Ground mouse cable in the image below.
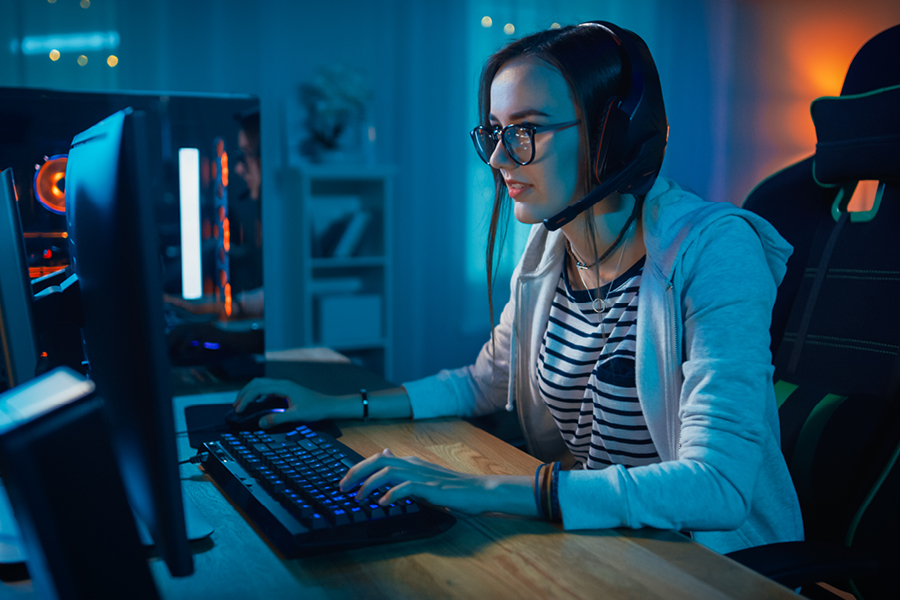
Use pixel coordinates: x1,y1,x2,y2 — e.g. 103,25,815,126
179,449,208,465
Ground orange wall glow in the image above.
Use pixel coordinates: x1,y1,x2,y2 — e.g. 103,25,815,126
730,0,900,204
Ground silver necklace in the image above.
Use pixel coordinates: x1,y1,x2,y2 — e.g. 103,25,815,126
572,227,630,314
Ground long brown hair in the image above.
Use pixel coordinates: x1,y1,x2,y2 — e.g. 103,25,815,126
477,25,628,340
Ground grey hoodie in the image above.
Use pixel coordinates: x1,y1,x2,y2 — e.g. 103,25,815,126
404,177,804,554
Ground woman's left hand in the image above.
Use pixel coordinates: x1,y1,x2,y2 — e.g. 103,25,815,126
339,449,493,515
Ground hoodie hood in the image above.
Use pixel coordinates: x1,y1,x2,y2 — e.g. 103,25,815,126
641,178,793,287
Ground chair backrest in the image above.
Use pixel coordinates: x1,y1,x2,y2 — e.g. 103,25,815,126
742,24,900,600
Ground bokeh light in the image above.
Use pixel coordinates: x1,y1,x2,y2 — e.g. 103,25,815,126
49,49,60,61
107,55,118,67
481,16,492,28
77,55,88,66
80,0,90,8
504,23,515,35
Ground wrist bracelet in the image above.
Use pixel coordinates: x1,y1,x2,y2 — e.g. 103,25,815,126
550,461,562,522
360,389,369,420
542,462,553,521
533,463,547,520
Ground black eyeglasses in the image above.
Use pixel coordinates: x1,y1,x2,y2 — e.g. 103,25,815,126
470,120,580,166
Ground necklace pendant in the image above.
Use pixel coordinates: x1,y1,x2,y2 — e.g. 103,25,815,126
575,260,590,271
591,298,604,313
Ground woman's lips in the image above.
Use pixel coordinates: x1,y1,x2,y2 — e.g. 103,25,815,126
506,181,531,199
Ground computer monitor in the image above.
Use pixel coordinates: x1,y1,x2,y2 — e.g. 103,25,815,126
65,108,193,577
0,86,263,373
0,169,39,392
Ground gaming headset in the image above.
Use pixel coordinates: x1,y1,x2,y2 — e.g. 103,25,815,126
542,21,668,231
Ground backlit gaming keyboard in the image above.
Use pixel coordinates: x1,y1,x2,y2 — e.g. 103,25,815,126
201,425,456,556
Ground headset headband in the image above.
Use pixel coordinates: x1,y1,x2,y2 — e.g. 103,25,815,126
543,22,668,231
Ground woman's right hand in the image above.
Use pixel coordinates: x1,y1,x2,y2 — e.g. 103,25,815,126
233,377,337,429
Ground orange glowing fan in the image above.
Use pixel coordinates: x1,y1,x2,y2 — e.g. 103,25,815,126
34,155,68,214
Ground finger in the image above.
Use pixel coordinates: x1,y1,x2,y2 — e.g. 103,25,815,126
340,452,394,492
233,378,273,411
339,454,384,491
382,448,395,457
354,466,404,501
378,479,418,506
259,407,297,429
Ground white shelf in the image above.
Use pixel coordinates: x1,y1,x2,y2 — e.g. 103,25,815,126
296,166,394,379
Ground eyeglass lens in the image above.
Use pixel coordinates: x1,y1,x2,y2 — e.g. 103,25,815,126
504,127,533,164
473,126,533,165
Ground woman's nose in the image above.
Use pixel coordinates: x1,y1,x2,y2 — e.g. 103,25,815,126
488,139,516,170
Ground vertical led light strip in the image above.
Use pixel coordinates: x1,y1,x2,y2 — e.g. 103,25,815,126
178,148,202,300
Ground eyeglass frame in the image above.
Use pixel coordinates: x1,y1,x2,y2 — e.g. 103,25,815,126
470,120,581,166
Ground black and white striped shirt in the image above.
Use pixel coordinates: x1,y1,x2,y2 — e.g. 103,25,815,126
536,255,660,470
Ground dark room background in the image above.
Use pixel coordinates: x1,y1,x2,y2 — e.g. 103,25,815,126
2,0,898,383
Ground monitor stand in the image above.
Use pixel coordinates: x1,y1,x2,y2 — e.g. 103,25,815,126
0,478,212,566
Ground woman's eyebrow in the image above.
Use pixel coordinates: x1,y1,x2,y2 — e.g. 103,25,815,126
489,109,553,121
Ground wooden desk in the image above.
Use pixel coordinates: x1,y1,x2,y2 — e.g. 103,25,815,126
152,393,799,599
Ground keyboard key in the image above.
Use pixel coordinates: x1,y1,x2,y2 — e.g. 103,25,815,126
308,514,328,530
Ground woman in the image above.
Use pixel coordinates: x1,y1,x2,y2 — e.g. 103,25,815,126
235,22,803,554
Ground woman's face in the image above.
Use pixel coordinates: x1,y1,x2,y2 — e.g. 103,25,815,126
489,58,584,224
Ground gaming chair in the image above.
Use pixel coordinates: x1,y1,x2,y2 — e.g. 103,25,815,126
727,24,900,600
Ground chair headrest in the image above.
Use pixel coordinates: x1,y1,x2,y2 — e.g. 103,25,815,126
841,24,900,96
812,84,900,185
810,24,900,185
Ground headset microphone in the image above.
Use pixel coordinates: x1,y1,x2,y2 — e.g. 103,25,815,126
543,22,668,231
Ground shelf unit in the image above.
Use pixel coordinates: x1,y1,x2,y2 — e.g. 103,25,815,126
297,164,394,378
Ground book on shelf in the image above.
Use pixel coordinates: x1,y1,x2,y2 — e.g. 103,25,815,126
311,195,360,258
332,210,372,258
315,213,352,257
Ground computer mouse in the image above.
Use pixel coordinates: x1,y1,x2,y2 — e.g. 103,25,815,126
224,394,290,431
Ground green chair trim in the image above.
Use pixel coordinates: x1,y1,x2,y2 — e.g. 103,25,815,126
774,380,800,409
791,393,848,504
830,181,885,223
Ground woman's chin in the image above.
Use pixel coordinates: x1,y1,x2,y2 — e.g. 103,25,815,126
513,204,543,225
